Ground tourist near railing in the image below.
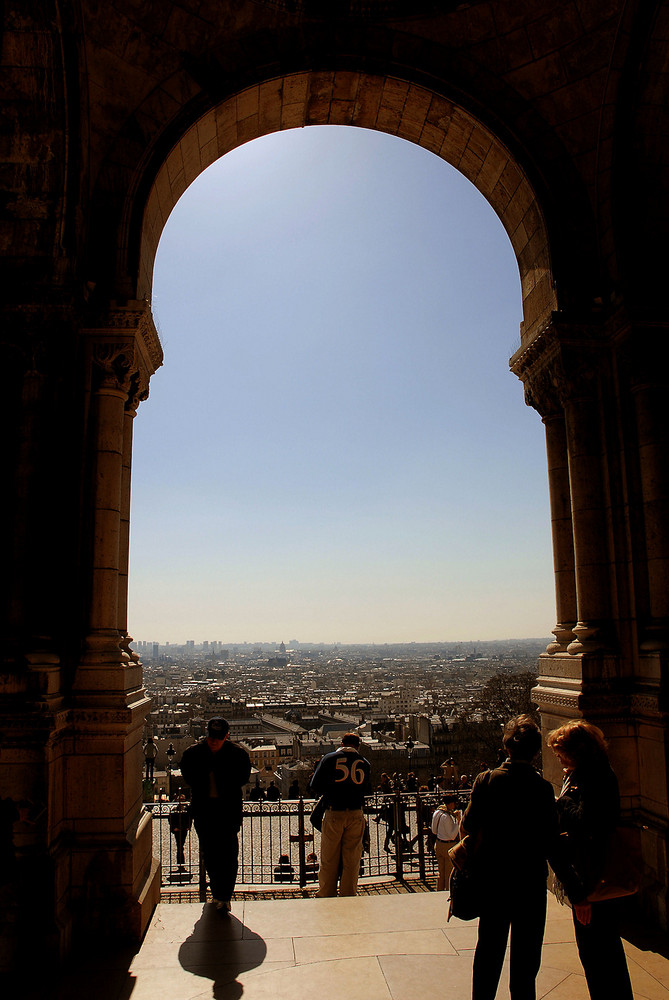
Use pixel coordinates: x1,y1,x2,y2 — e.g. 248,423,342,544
149,789,471,899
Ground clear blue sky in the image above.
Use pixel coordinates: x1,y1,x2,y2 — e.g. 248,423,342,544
128,125,554,645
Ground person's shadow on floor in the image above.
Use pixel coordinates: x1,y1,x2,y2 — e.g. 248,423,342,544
178,903,267,999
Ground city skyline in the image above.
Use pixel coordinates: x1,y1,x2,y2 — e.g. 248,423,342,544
133,636,550,647
129,125,556,644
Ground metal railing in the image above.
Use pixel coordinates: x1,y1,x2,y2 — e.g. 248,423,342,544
149,789,470,899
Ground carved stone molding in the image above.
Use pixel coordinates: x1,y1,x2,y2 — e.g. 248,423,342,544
510,323,561,417
630,693,664,715
91,341,135,393
531,686,581,711
545,624,576,654
83,301,163,403
510,317,611,415
567,622,612,655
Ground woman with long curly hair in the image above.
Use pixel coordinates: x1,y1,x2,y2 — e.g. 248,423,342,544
547,720,634,1000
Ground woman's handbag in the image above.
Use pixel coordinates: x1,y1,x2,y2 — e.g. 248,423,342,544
448,863,481,921
310,796,327,831
447,835,481,921
586,826,642,903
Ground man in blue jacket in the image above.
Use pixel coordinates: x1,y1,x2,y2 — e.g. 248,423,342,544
180,717,251,912
309,733,372,897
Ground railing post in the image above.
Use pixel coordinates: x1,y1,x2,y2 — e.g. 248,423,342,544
393,789,403,881
297,797,307,890
416,791,426,881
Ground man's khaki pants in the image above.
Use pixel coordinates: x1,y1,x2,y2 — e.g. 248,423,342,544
317,808,365,897
435,838,455,892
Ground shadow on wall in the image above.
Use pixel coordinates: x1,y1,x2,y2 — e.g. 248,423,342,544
179,905,267,1000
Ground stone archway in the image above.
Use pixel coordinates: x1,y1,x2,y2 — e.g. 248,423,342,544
115,70,666,934
136,71,556,348
3,2,669,969
67,71,564,955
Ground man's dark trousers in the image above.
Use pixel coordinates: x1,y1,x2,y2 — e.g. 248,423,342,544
472,883,546,1000
191,800,240,901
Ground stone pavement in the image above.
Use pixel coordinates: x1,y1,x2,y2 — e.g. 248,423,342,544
19,891,669,1000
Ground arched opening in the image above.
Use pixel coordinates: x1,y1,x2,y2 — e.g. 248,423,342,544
132,123,554,644
60,65,669,944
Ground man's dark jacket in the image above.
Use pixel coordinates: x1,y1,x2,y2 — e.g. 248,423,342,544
461,760,570,893
180,739,251,828
309,746,372,809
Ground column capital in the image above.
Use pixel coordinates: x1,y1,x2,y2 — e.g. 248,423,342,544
82,300,163,406
510,315,607,416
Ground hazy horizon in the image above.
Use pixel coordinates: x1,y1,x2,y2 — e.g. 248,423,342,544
134,634,551,648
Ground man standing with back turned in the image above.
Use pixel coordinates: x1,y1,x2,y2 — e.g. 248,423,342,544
309,733,372,897
460,714,570,1000
180,717,251,913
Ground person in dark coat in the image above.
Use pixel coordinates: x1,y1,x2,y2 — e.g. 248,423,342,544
265,781,280,801
547,720,634,1000
180,718,251,912
461,714,571,1000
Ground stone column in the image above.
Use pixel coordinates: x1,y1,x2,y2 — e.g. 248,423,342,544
543,413,578,652
511,333,577,654
562,387,613,653
511,332,582,787
511,325,619,777
79,341,131,675
118,387,143,664
67,303,162,943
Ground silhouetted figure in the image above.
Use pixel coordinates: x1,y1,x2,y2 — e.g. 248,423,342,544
273,854,295,882
305,851,319,881
180,717,251,913
547,720,634,1000
248,781,265,802
441,757,459,788
143,736,157,780
169,796,192,866
378,773,392,794
265,781,280,801
462,715,568,1000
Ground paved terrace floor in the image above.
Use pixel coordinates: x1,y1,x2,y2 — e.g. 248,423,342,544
18,890,669,1000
